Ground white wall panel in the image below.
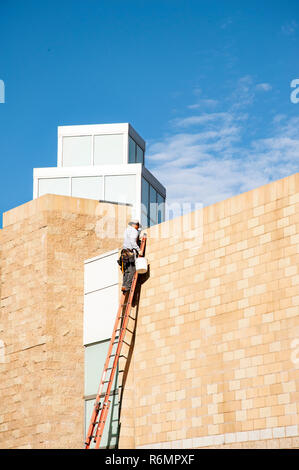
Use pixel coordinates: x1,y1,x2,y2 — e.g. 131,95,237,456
105,174,136,205
94,134,123,165
71,176,103,200
84,251,119,294
38,177,70,197
84,284,119,345
62,135,92,166
84,249,120,346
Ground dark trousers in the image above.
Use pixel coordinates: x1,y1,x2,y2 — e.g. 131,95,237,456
122,262,136,291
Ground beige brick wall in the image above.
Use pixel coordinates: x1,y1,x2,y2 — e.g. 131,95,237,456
119,173,299,449
0,173,298,450
0,194,130,449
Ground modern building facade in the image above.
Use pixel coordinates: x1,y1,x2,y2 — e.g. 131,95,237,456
0,130,298,449
33,123,166,228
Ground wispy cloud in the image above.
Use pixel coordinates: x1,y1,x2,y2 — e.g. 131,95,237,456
171,112,234,128
255,83,272,92
147,81,299,210
230,75,256,110
281,21,298,36
188,99,218,110
220,17,233,30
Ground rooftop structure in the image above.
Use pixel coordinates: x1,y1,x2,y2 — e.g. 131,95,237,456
33,123,166,227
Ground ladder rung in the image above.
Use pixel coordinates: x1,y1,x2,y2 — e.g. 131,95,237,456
116,327,134,334
109,353,127,359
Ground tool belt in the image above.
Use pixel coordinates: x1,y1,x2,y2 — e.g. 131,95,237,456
117,249,136,272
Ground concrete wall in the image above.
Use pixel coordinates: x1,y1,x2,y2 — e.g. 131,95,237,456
0,194,130,448
119,173,299,449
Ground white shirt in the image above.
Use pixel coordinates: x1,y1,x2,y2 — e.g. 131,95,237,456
123,225,140,253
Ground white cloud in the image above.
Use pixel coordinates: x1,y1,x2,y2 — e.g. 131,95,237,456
172,112,234,128
147,113,299,211
146,78,298,216
256,83,272,92
220,17,233,29
230,75,255,110
281,21,298,36
188,99,218,110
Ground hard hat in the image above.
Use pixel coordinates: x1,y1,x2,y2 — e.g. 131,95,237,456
129,219,140,226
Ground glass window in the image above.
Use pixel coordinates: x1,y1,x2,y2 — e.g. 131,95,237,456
150,185,157,225
157,193,165,224
84,340,119,449
141,178,149,214
85,393,119,448
141,210,148,229
128,137,136,163
94,134,123,165
71,176,103,200
104,174,136,205
38,177,70,197
141,178,149,227
84,341,118,396
62,136,92,167
136,145,144,164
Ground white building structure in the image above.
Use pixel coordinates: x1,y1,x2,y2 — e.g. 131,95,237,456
33,123,166,227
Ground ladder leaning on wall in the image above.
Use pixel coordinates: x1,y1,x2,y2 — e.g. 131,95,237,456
84,234,147,449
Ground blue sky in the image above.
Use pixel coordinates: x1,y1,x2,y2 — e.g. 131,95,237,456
0,0,298,226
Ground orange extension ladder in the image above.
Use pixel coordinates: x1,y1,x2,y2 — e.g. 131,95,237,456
85,234,147,449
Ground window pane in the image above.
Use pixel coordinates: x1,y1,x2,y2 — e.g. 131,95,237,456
141,210,148,229
150,185,157,225
157,193,165,224
94,134,123,165
85,341,118,396
141,178,149,219
128,137,136,163
85,394,119,449
38,177,69,197
105,175,136,205
71,176,103,200
62,136,92,167
136,145,144,164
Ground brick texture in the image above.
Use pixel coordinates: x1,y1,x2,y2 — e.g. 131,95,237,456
0,172,298,449
0,194,130,448
119,173,299,449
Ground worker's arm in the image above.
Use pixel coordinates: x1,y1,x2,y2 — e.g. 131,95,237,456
128,227,141,253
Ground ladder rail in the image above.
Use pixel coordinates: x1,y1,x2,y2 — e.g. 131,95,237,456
85,235,147,449
93,270,139,448
84,298,124,448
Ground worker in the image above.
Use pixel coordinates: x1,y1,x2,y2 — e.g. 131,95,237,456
118,219,141,293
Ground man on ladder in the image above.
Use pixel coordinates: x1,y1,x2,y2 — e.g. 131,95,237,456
119,219,141,293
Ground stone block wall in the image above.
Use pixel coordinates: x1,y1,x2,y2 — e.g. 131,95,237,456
0,194,130,448
0,173,298,450
119,173,299,449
